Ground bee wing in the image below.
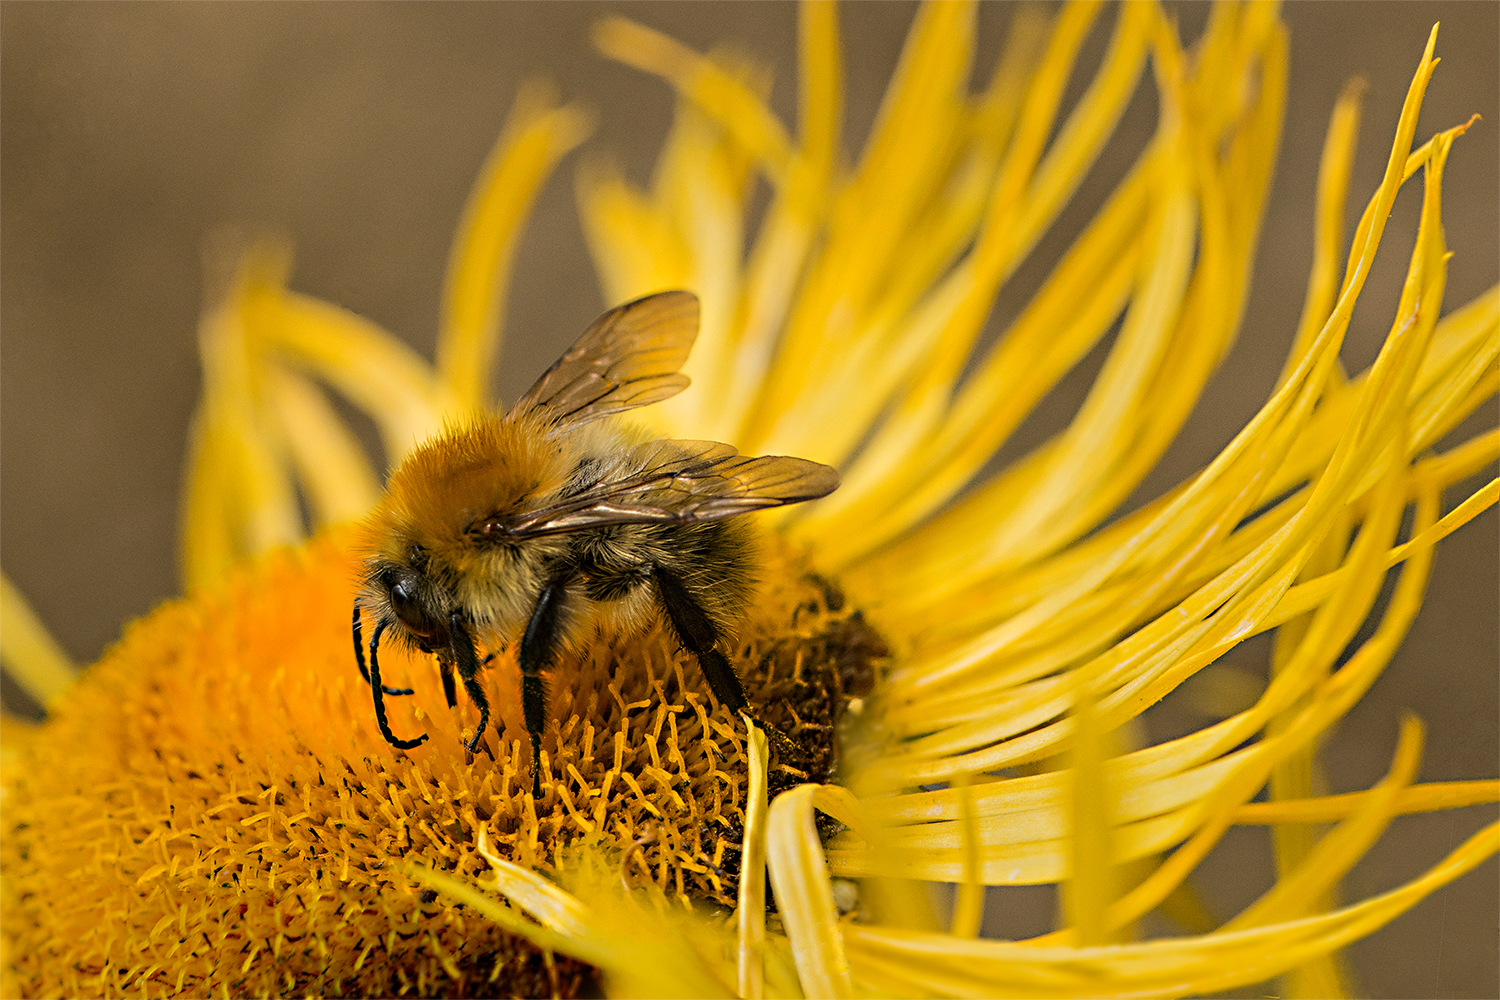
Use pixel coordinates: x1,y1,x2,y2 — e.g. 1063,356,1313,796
507,440,841,536
512,290,699,426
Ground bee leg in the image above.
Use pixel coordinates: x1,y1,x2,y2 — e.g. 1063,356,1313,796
438,655,458,709
460,673,491,753
366,618,429,750
445,614,490,754
520,579,570,798
353,603,414,697
653,567,804,760
652,566,747,711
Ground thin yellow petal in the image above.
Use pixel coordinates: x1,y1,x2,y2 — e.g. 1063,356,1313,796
410,834,746,999
829,472,1440,893
797,0,840,183
181,247,305,590
1104,476,1436,931
1281,78,1365,390
648,102,755,437
576,159,692,306
836,20,1280,579
736,719,768,1000
1063,685,1119,945
439,81,591,408
1233,780,1500,825
0,574,76,709
473,828,594,938
177,400,240,592
592,16,793,181
261,290,456,461
766,784,855,999
837,821,1496,998
753,0,1133,464
744,0,983,445
948,773,985,939
1226,715,1424,930
262,365,379,527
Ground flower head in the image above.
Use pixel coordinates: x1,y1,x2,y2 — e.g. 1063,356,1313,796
3,3,1497,999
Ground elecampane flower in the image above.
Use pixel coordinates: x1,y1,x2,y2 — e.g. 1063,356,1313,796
2,3,1496,999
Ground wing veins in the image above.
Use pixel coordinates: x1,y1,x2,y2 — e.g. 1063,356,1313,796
504,441,840,537
511,291,698,426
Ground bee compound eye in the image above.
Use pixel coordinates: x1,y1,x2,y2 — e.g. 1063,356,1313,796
389,578,438,640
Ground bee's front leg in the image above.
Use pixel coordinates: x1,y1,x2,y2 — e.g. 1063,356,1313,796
365,618,429,750
437,654,458,709
444,613,490,755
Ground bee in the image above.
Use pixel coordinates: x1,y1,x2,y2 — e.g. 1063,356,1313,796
353,291,839,795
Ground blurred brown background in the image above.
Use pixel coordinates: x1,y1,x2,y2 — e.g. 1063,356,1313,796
2,3,1495,996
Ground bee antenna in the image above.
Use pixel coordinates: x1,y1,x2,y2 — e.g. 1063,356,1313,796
353,601,415,697
367,617,429,751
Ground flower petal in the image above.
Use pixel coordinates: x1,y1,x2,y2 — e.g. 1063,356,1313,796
439,81,592,409
0,573,76,709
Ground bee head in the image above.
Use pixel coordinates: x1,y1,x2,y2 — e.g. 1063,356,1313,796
380,565,441,648
362,544,458,653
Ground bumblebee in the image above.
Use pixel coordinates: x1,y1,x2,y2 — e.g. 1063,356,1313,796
353,291,839,794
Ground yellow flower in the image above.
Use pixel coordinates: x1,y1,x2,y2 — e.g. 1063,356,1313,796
3,3,1496,999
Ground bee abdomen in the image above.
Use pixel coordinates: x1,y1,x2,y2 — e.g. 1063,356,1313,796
582,563,652,603
654,520,753,628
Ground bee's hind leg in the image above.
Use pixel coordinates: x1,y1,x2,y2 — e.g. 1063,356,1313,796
653,567,747,712
652,566,804,761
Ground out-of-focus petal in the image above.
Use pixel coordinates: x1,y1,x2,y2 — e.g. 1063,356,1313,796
0,574,76,710
439,82,592,409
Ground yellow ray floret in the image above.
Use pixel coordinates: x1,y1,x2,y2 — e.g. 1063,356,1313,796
439,82,592,409
0,573,76,711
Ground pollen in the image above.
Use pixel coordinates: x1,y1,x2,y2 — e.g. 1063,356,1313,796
2,527,882,998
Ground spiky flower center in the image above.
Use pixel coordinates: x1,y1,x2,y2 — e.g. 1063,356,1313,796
3,528,882,998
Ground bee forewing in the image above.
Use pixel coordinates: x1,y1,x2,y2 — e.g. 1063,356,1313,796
512,290,699,426
652,443,842,509
508,441,841,536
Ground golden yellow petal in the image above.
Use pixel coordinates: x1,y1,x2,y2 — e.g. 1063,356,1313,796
1226,715,1424,930
737,720,769,1000
766,784,857,998
1062,685,1119,945
947,773,986,940
261,289,458,460
1234,780,1500,825
646,104,756,438
0,573,77,710
576,158,693,308
262,365,380,527
181,250,305,590
438,81,592,409
593,16,792,178
839,820,1496,998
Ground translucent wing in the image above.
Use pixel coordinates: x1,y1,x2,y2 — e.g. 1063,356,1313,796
502,440,841,537
512,290,698,426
